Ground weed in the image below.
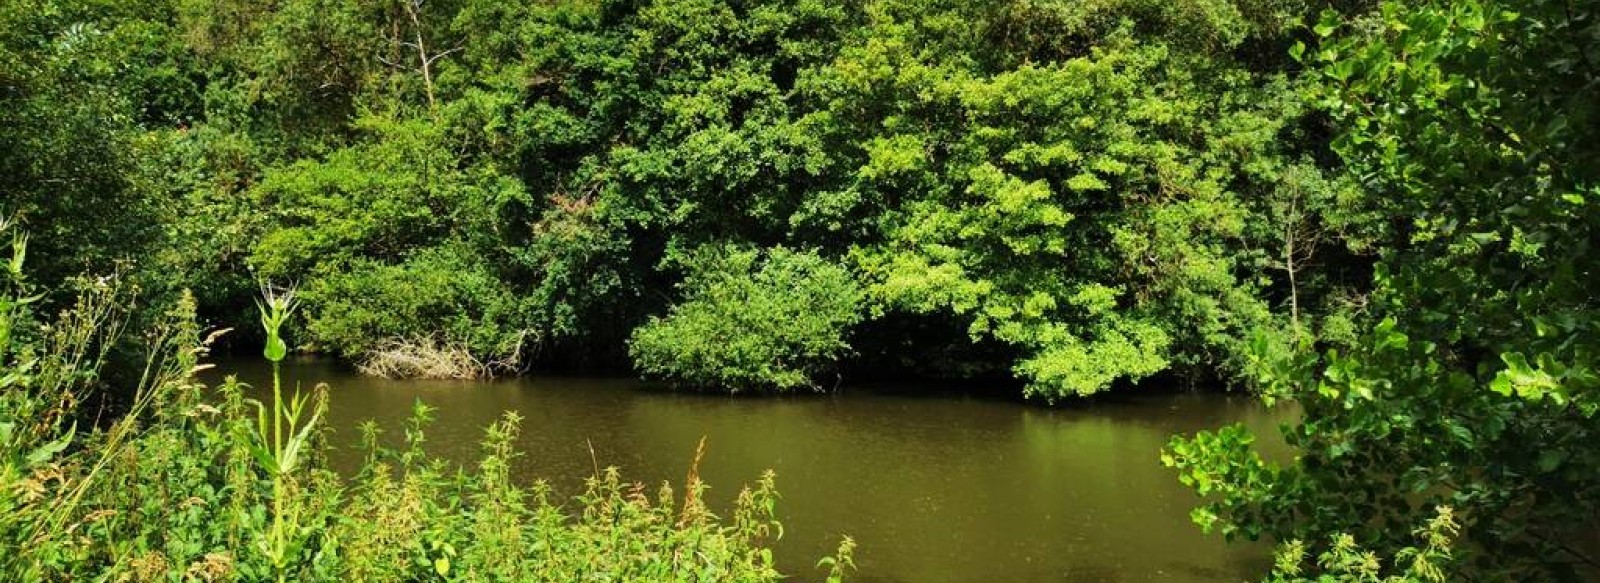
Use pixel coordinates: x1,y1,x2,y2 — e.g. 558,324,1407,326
0,220,851,581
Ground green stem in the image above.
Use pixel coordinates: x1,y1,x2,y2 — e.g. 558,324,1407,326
273,361,283,462
271,360,286,583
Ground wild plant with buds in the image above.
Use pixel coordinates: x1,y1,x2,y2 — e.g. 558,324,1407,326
249,282,323,583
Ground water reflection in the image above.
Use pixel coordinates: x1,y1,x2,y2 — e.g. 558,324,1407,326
216,357,1293,583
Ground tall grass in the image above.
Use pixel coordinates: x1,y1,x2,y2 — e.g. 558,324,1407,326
0,220,853,581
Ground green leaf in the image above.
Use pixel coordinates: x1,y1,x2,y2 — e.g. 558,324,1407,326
1459,8,1485,32
248,440,277,473
1314,9,1342,37
25,423,74,467
1536,450,1567,473
1490,374,1513,396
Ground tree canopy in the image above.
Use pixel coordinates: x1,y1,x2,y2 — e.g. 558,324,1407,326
3,0,1597,579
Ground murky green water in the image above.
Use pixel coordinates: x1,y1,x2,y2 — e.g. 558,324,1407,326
220,357,1294,583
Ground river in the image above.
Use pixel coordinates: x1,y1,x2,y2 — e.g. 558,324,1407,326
219,356,1294,583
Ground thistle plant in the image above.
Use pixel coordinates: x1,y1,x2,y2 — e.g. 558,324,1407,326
250,281,324,583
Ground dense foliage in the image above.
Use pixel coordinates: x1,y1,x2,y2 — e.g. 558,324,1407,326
2,0,1363,395
1165,0,1600,580
630,246,862,391
0,0,169,288
0,226,851,581
4,0,1598,579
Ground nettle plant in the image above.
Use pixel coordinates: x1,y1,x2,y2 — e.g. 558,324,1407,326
0,224,854,580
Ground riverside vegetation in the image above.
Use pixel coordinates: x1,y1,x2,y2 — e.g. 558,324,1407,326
0,221,854,581
2,0,1597,580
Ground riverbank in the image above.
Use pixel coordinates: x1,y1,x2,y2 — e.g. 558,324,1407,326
218,357,1294,583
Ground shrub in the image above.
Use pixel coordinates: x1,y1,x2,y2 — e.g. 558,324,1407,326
0,229,852,581
301,243,532,366
629,246,863,392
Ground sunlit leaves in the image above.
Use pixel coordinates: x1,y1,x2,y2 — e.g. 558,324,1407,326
1172,0,1600,578
629,246,863,392
845,34,1297,397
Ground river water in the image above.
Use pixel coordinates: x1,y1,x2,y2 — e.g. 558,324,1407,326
220,357,1294,583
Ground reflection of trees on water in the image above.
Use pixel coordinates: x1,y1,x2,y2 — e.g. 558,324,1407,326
221,357,1286,583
